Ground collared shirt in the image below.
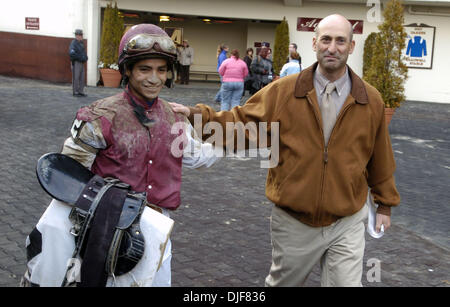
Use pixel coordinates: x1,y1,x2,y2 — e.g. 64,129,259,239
177,46,194,66
314,65,352,115
279,59,302,77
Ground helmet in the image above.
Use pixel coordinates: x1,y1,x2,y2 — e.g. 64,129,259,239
118,24,177,87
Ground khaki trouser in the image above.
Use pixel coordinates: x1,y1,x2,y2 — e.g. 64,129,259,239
265,204,368,287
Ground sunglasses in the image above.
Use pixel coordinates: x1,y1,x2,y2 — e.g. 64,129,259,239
124,34,176,55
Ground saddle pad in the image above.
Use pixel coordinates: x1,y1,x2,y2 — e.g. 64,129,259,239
24,199,174,287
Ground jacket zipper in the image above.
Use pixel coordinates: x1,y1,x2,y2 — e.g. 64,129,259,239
309,96,355,224
306,96,326,223
318,148,329,223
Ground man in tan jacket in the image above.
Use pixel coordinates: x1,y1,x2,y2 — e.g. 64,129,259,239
170,14,400,286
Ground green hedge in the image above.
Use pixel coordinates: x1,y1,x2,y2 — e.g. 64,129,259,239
99,2,124,67
273,17,289,76
364,0,408,108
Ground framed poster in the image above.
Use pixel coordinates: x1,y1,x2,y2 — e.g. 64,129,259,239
403,23,435,69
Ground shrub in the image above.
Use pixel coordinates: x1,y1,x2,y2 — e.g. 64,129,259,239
99,1,124,69
364,0,408,108
272,17,290,76
362,32,378,80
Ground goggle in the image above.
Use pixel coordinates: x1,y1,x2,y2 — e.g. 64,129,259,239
124,33,176,55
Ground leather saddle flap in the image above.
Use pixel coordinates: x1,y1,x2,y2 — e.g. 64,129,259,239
36,152,94,205
116,194,145,230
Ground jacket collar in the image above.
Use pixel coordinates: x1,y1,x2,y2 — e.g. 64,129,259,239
294,62,369,104
124,86,158,111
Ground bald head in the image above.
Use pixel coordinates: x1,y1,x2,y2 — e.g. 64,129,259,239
312,14,355,81
315,14,353,42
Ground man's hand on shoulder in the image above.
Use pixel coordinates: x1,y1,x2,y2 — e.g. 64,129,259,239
169,102,190,117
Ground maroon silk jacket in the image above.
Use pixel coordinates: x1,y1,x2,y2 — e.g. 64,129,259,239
76,91,186,210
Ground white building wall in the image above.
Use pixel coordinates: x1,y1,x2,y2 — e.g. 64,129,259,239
0,0,100,86
0,0,86,38
116,0,450,103
115,0,287,22
246,22,277,52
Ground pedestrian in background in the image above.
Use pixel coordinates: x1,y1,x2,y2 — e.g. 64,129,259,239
279,51,302,77
287,43,302,67
177,39,194,85
267,48,273,61
250,47,273,93
69,29,88,97
214,44,229,103
174,49,181,84
218,49,248,111
243,48,253,70
243,48,254,96
289,42,297,54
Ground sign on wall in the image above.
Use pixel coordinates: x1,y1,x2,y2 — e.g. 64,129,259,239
297,17,363,34
164,27,183,46
25,17,39,30
403,23,435,69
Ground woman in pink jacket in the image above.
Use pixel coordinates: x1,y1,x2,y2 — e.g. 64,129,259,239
218,49,249,111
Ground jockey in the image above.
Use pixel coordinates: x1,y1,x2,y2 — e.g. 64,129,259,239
22,24,220,287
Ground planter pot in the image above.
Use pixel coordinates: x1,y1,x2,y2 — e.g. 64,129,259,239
100,68,122,88
385,107,396,126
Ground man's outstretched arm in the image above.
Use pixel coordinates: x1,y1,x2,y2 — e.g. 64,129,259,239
169,81,287,152
181,120,222,169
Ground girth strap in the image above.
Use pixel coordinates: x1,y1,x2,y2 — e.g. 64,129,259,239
62,176,129,287
79,185,128,287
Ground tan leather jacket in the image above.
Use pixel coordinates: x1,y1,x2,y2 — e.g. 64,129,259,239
188,62,400,227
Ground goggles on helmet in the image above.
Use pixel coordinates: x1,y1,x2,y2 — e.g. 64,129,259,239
123,33,176,57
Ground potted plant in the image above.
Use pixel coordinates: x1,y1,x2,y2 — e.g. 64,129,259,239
272,17,290,80
364,0,408,126
98,1,124,87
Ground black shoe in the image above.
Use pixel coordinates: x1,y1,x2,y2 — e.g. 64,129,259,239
73,93,82,97
79,93,87,97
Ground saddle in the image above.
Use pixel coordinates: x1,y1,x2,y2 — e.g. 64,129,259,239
36,153,147,286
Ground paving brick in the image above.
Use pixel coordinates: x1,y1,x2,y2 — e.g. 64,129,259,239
0,76,448,287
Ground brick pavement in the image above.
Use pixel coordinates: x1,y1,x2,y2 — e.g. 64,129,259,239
0,75,448,287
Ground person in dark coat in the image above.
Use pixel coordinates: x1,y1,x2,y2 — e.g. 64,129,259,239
243,48,254,96
250,47,273,94
69,29,88,97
